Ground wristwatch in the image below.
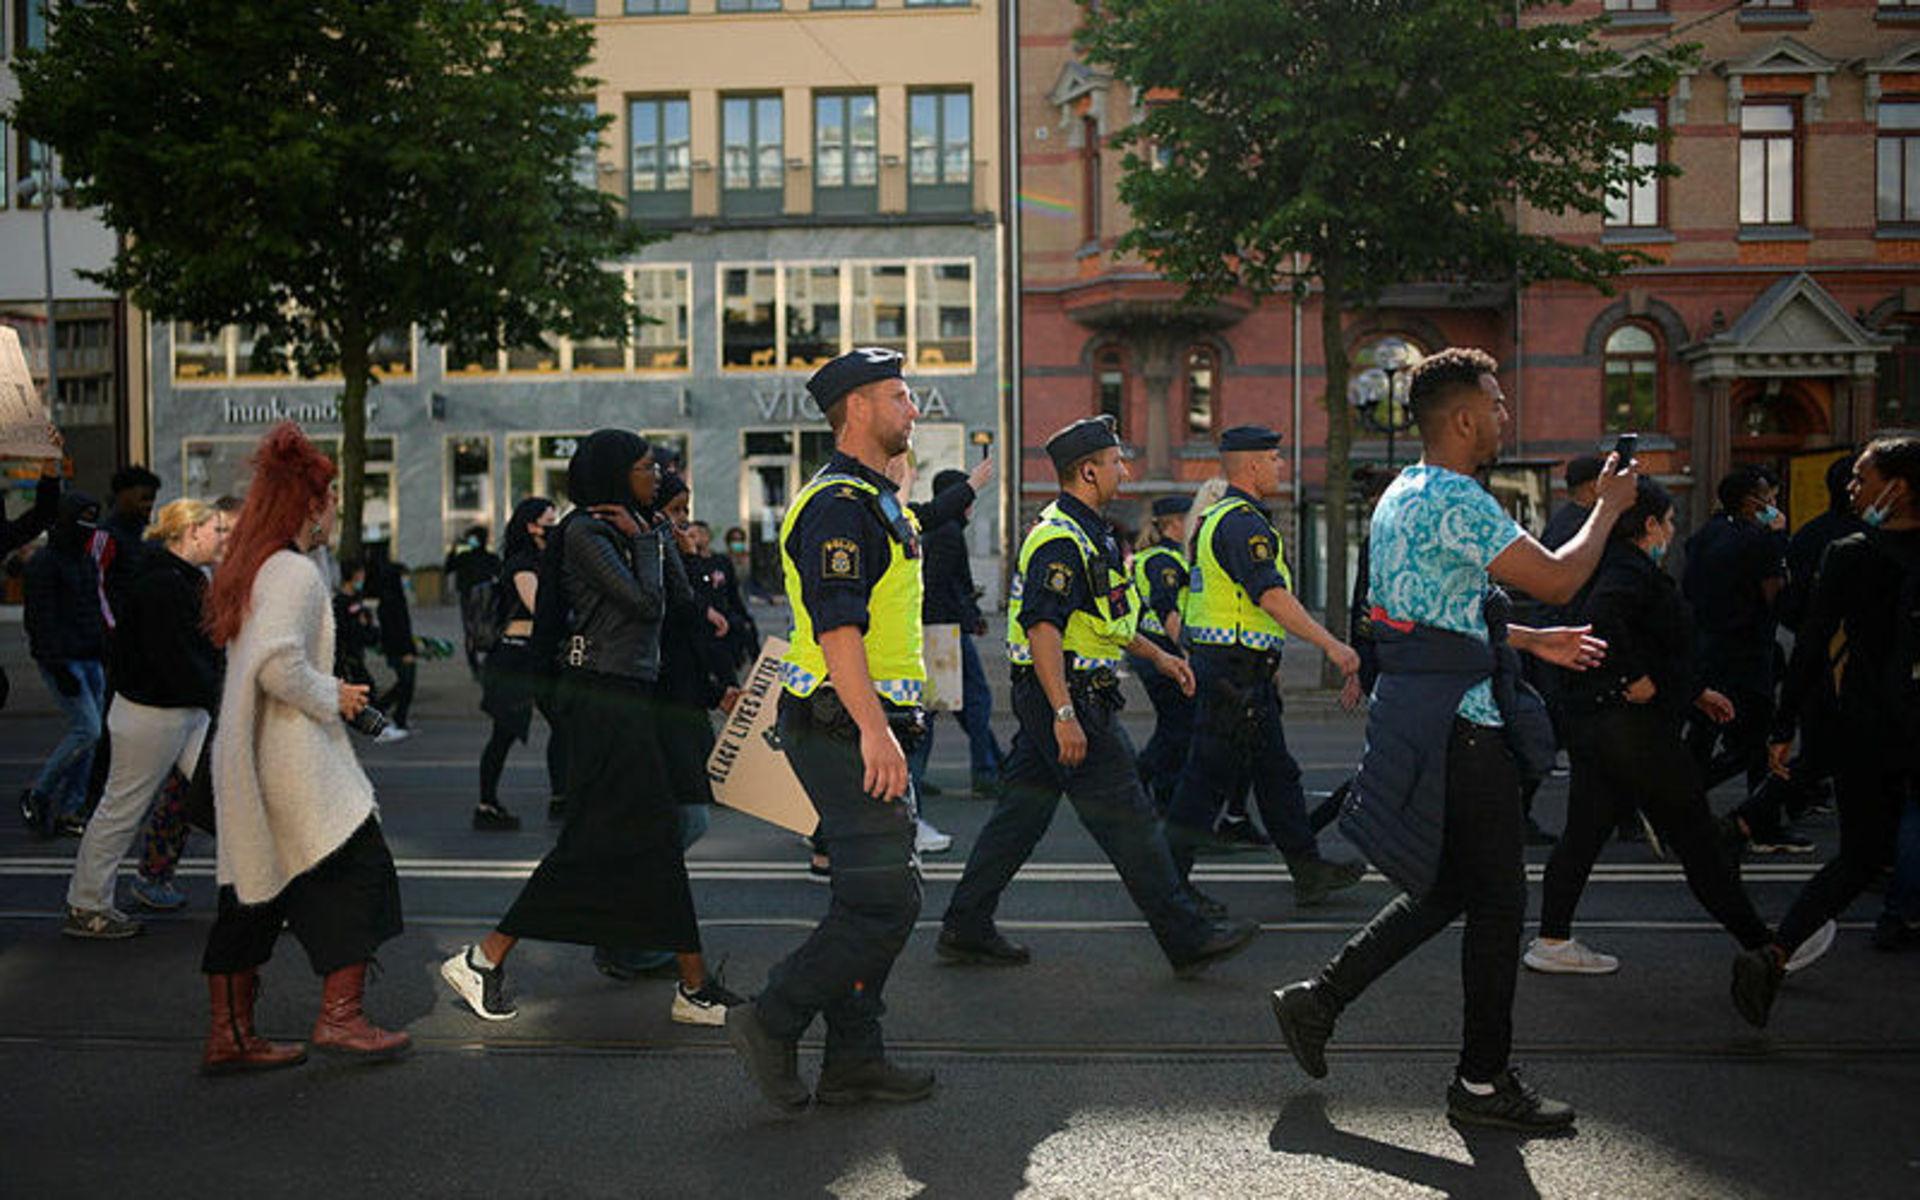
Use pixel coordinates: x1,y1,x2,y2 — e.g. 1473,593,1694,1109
1053,702,1077,723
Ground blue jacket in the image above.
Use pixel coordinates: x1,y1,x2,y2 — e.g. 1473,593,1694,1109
1339,589,1553,898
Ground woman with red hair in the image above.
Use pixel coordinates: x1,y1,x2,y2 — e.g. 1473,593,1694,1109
198,423,409,1074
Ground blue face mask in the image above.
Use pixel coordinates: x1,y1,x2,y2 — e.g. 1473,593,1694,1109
1862,484,1895,529
1755,504,1780,527
1648,541,1667,565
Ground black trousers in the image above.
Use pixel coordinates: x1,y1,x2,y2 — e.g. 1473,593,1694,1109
1541,705,1768,948
201,818,403,976
1318,720,1525,1083
380,656,417,728
1127,652,1195,812
756,692,921,1066
1775,760,1917,952
1685,682,1772,797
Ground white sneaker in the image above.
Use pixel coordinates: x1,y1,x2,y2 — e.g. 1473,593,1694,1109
915,818,952,855
374,726,411,745
670,977,744,1027
1784,919,1837,975
439,945,517,1020
1523,937,1620,975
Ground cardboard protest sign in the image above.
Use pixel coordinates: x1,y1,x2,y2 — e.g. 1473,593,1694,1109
706,638,818,835
0,326,59,460
922,623,963,713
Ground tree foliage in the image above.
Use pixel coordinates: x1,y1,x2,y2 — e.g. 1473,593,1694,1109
13,0,652,558
1077,0,1692,667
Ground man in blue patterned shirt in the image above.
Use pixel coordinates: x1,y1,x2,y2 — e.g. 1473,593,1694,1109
1270,347,1637,1132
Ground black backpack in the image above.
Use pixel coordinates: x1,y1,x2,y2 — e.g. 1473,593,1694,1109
461,574,504,656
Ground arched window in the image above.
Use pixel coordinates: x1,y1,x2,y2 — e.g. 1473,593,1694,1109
1185,345,1216,436
1602,323,1659,433
1095,346,1125,440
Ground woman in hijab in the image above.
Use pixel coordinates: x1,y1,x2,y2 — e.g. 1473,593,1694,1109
441,431,741,1026
472,496,561,831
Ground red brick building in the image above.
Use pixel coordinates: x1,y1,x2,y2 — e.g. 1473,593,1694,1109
1015,0,1920,606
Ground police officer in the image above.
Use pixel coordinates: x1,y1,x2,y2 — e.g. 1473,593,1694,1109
938,416,1260,976
1130,495,1196,811
1165,425,1368,907
726,348,934,1111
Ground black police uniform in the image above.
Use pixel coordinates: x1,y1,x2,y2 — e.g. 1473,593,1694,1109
1130,523,1196,811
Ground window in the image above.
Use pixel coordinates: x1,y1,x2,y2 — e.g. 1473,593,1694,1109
171,324,414,382
14,134,55,210
905,0,970,6
1878,101,1920,224
572,100,600,192
12,0,46,54
717,0,781,12
719,260,972,371
625,0,688,11
444,436,494,550
814,92,878,215
1602,324,1659,433
722,94,784,216
1605,0,1664,9
446,265,689,375
1743,0,1800,8
1081,115,1101,246
722,266,779,368
1606,107,1661,228
1739,102,1797,226
1096,348,1125,440
540,0,598,14
1877,320,1920,427
1186,346,1216,436
813,0,874,7
908,88,972,212
629,96,691,219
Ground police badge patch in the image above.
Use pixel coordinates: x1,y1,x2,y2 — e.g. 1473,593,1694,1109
1161,567,1180,588
1249,536,1274,562
821,537,861,581
1044,561,1075,595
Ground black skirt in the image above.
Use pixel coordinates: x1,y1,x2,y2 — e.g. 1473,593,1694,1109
656,697,718,807
480,638,547,741
497,671,700,951
202,817,404,976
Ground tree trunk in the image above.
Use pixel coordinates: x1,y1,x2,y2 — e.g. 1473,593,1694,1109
337,326,371,565
1317,270,1352,690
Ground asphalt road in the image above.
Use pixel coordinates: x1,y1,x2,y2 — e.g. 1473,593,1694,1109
1,622,1915,1198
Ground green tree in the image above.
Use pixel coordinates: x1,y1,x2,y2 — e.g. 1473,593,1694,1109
1077,0,1689,673
12,0,650,559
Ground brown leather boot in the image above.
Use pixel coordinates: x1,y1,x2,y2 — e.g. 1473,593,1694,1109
311,962,411,1060
201,970,307,1076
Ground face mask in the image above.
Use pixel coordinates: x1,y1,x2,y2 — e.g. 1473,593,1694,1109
1862,484,1896,529
1755,504,1780,527
1648,542,1668,565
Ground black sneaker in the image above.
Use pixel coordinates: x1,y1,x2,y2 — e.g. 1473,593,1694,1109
440,945,517,1021
815,1057,936,1105
1731,945,1784,1028
1271,981,1339,1080
18,787,50,838
1289,856,1367,908
54,813,87,838
1446,1067,1576,1131
472,802,521,832
935,926,1031,966
725,1001,809,1111
1171,917,1260,980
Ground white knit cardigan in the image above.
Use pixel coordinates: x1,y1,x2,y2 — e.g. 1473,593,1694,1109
213,549,377,905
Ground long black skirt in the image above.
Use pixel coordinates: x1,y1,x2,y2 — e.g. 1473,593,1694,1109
497,671,700,952
201,817,404,976
656,697,718,807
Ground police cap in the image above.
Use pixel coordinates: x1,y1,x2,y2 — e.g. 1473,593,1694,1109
1045,415,1121,472
806,347,904,413
1151,495,1192,518
1218,425,1282,452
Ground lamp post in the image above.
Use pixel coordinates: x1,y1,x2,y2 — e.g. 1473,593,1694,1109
14,153,64,417
1347,336,1419,470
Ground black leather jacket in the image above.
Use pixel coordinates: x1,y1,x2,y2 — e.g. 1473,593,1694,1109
559,513,694,683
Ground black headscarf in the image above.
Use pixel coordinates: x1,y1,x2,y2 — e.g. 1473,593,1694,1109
501,496,554,564
50,491,100,556
566,429,649,509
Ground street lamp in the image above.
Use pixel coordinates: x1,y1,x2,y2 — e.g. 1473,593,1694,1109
14,153,66,418
1347,336,1420,470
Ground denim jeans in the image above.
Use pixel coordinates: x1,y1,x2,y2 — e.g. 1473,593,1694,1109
34,660,107,818
1317,720,1526,1083
908,632,1005,789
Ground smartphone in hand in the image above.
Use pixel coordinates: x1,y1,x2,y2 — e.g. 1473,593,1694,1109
1613,432,1638,468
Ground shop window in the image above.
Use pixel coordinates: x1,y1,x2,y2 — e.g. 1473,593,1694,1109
629,96,692,219
444,435,494,550
908,88,971,213
721,93,783,217
912,262,973,368
1602,324,1659,433
721,266,779,368
850,263,908,357
784,264,843,369
1186,345,1216,437
633,265,692,370
1878,100,1920,225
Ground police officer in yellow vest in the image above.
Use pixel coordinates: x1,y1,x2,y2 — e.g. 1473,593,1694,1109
939,416,1259,976
726,348,934,1111
1164,425,1369,908
1130,495,1197,810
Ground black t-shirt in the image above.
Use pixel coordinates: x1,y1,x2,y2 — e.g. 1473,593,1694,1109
783,453,911,639
498,549,541,626
1019,493,1122,636
1774,527,1920,745
1205,487,1289,606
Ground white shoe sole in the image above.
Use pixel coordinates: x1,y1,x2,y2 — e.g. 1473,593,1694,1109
1784,919,1837,975
671,995,729,1027
439,950,516,1021
1522,945,1619,976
